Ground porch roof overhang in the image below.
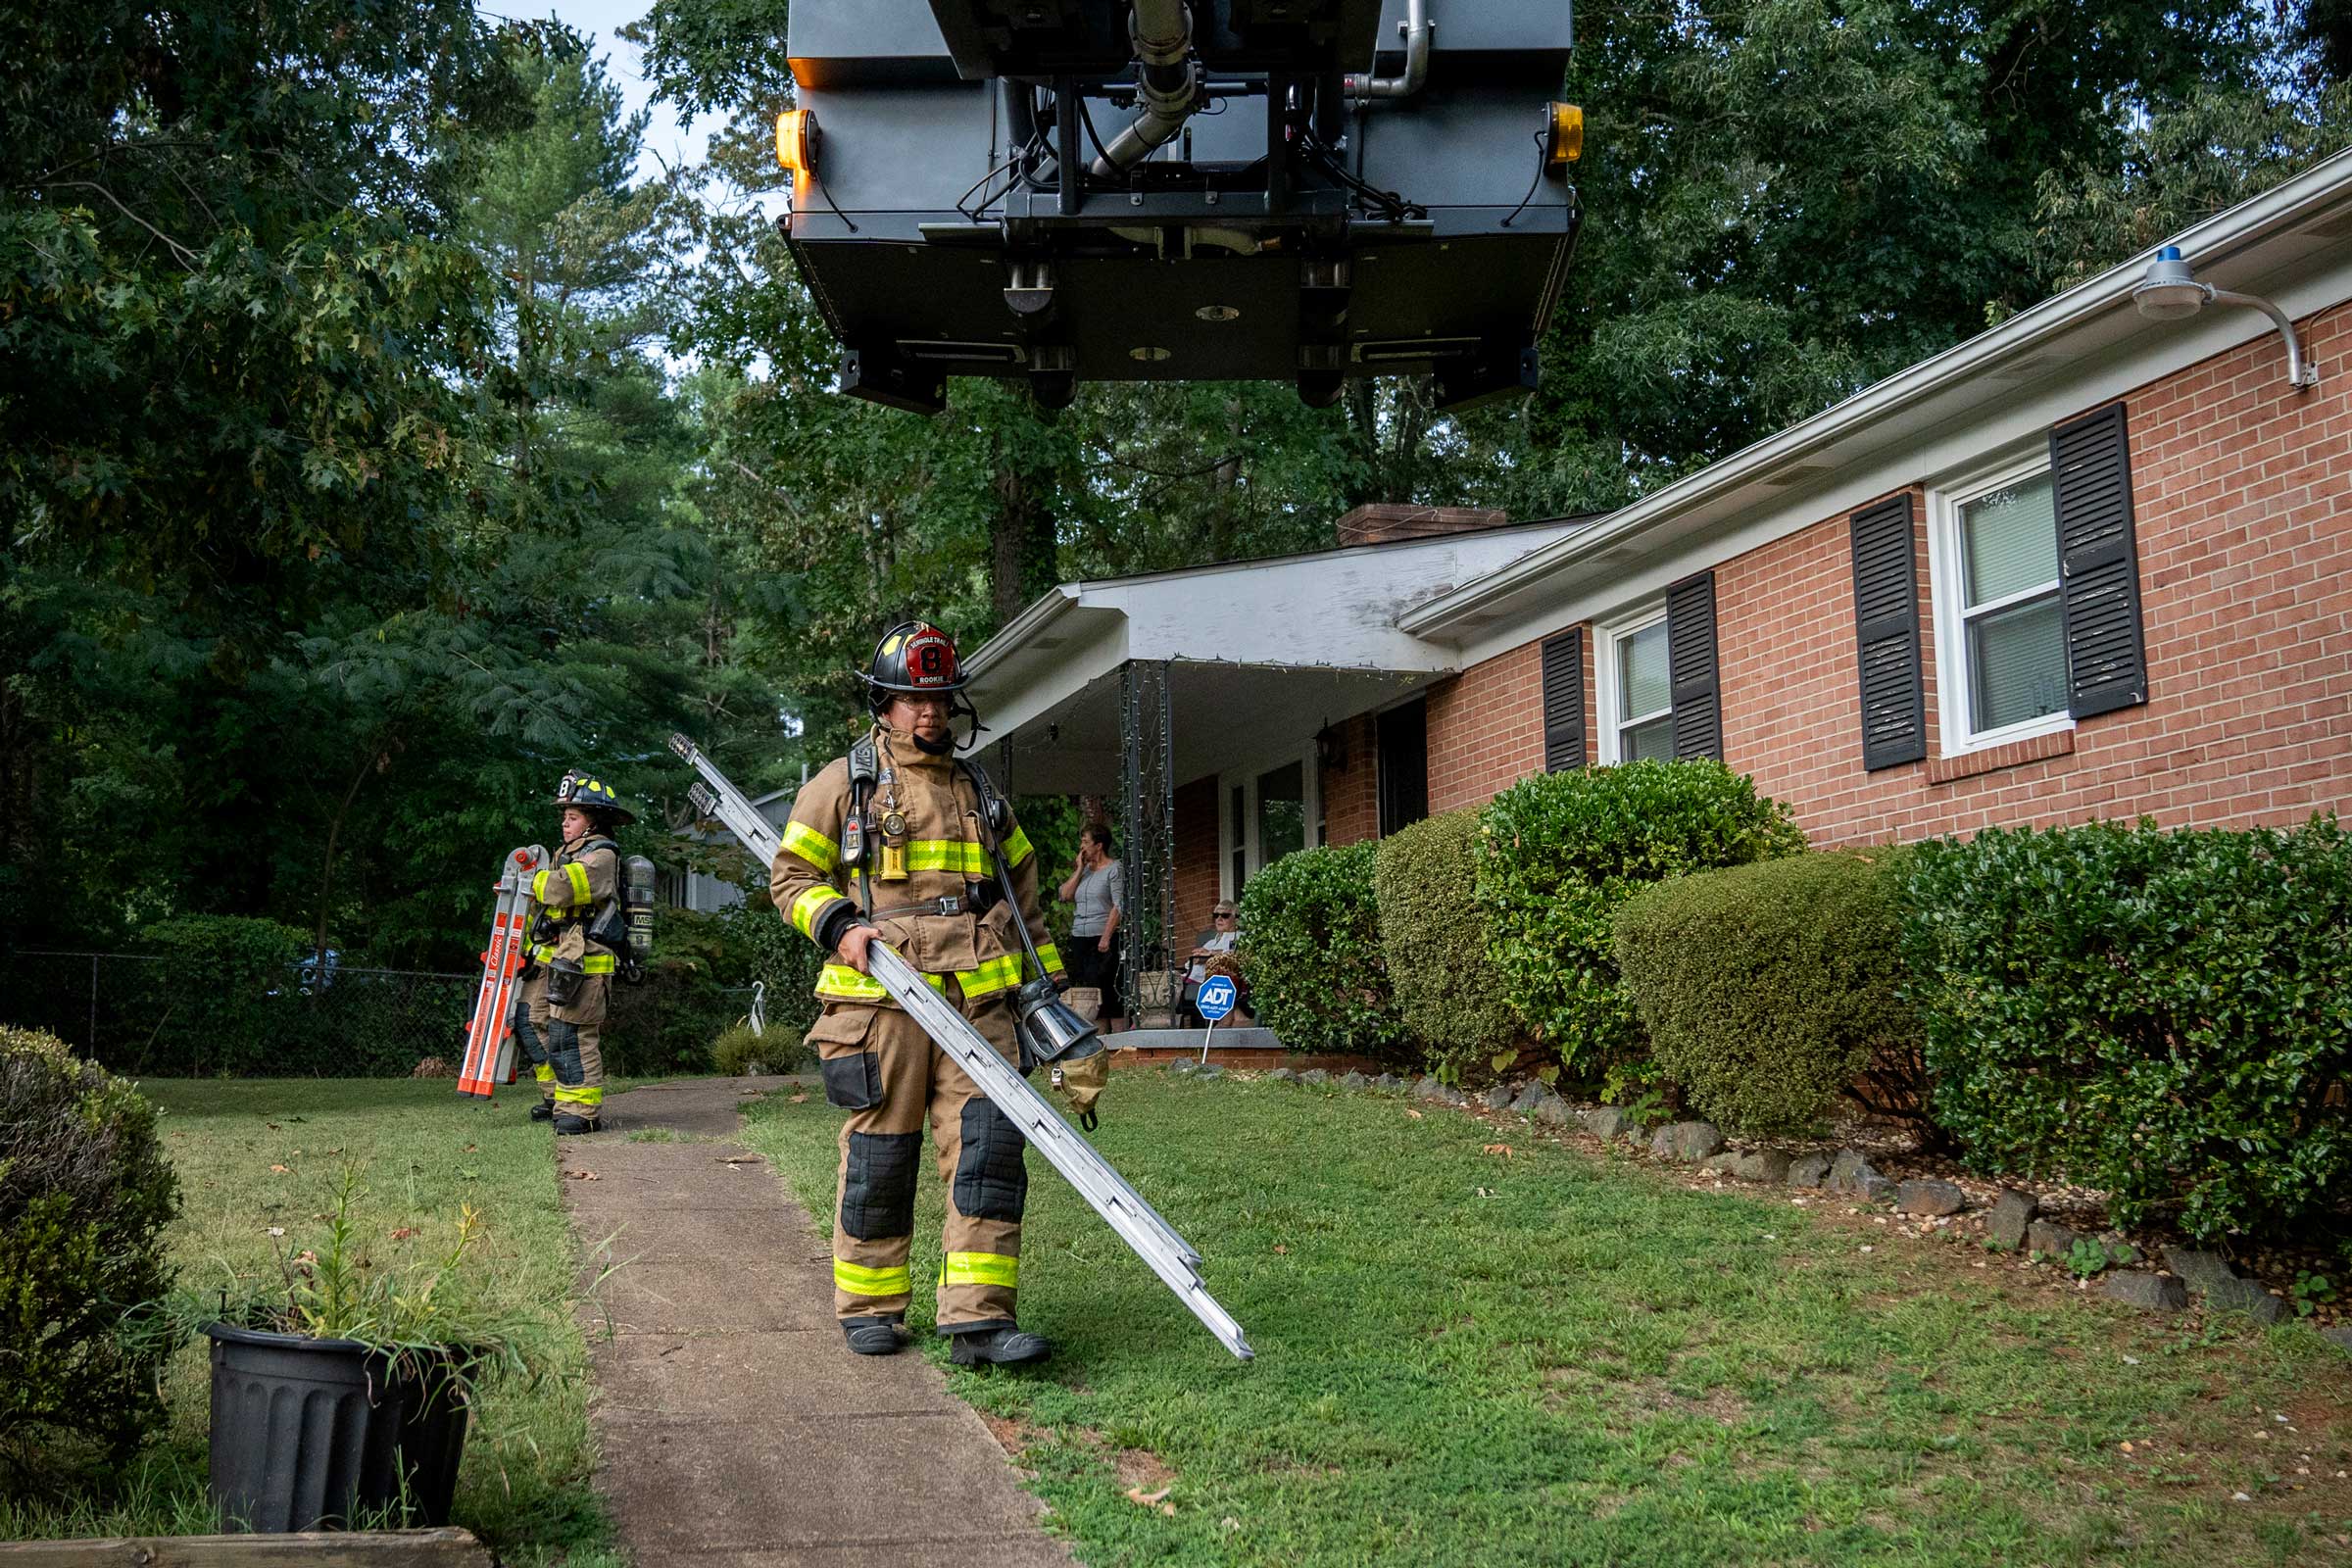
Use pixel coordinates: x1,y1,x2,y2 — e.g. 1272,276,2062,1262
963,517,1588,794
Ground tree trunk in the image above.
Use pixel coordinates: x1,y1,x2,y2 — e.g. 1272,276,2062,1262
315,747,384,964
990,446,1060,629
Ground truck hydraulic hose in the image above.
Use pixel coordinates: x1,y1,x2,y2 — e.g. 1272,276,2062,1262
1091,0,1201,176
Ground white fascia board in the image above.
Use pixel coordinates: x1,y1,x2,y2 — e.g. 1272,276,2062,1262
1403,145,2352,654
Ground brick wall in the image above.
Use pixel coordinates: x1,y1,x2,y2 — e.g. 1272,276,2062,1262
1424,632,1590,814
1424,301,2352,841
1172,775,1223,933
1321,712,1380,845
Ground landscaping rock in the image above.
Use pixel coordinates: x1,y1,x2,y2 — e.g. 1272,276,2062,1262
1825,1150,1881,1195
1787,1152,1832,1189
2103,1272,2187,1311
2203,1276,2288,1325
1860,1176,1897,1204
1896,1179,1967,1217
2321,1326,2352,1352
1651,1121,1725,1162
1700,1152,1742,1174
1341,1071,1370,1092
1984,1189,2038,1251
1374,1073,1402,1092
1169,1059,1199,1076
1298,1069,1331,1087
1734,1151,1793,1184
1440,1086,1470,1106
1581,1106,1629,1142
2026,1220,2080,1257
1264,1067,1297,1083
1197,1063,1226,1080
1482,1084,1515,1110
1510,1085,1548,1116
1534,1098,1574,1128
1625,1129,1649,1149
1413,1076,1447,1101
2105,1240,2141,1267
2163,1246,2238,1298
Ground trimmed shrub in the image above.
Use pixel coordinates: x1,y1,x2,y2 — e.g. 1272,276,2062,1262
139,914,310,1075
1374,808,1520,1082
1616,850,1922,1137
1475,759,1804,1083
1900,816,2352,1241
710,1021,810,1077
1236,842,1412,1061
0,1026,181,1473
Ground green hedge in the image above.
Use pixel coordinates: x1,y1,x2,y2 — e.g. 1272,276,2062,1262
1374,808,1519,1082
1237,842,1412,1061
1616,850,1922,1137
0,1026,180,1474
141,914,311,1076
1900,815,2352,1241
1474,759,1804,1084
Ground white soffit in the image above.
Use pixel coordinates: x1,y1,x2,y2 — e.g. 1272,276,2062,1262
1404,145,2352,662
964,517,1585,737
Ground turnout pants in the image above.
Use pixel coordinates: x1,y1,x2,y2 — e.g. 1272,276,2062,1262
548,973,608,1122
511,969,558,1106
809,982,1027,1335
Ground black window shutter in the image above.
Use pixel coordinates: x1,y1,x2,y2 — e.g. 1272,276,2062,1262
1666,570,1724,760
1540,628,1586,771
2050,404,2150,718
1848,494,1927,769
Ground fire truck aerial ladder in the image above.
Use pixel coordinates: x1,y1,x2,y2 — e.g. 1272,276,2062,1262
773,0,1581,415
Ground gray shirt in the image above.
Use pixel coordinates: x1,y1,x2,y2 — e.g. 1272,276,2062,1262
1069,861,1123,937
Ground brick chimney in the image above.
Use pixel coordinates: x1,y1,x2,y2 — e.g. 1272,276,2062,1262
1334,502,1507,548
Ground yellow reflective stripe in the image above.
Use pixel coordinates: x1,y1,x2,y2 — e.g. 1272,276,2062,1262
835,1259,912,1298
579,953,616,974
1004,825,1035,864
533,1063,557,1084
1036,942,1064,976
956,953,1026,1000
526,943,555,961
782,820,837,872
815,963,948,1002
941,1251,1019,1290
790,885,842,941
906,839,987,875
565,862,592,905
530,869,555,903
554,1085,605,1107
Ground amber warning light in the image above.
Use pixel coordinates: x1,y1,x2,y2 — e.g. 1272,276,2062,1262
775,109,818,177
1545,103,1583,169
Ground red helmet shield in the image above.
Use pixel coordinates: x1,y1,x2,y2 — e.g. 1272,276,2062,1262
903,624,959,690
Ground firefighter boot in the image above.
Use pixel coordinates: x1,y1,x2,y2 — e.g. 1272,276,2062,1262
949,1325,1053,1366
843,1316,907,1355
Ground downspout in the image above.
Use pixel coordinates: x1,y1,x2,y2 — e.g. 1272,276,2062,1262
1343,0,1430,102
1090,0,1202,176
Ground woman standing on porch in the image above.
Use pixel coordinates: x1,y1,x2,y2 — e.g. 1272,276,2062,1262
1058,824,1127,1033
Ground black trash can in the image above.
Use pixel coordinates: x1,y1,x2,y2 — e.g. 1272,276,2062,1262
206,1322,470,1532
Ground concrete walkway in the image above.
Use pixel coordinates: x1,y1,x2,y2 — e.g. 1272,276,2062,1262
557,1076,1074,1568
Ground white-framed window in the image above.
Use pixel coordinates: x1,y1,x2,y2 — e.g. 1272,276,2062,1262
1594,606,1676,763
1218,748,1320,900
1929,452,2074,753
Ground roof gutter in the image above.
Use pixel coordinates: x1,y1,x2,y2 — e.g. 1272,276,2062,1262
964,583,1084,680
1398,144,2352,641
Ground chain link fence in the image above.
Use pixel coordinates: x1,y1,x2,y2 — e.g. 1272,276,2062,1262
2,951,759,1079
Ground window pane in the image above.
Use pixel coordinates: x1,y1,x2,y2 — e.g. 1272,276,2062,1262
1968,592,2068,731
1256,760,1304,869
1622,713,1677,761
1618,620,1671,718
1961,473,2058,607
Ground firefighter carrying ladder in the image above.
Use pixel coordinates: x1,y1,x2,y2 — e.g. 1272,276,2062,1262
668,732,1253,1361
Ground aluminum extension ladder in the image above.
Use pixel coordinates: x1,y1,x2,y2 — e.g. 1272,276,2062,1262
667,732,1253,1360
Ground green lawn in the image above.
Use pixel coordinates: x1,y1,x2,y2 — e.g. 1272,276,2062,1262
739,1070,2352,1568
1,1079,619,1566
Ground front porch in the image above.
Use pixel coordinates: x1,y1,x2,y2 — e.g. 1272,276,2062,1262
962,514,1585,1020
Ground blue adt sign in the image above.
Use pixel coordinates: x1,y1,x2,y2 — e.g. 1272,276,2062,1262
1196,975,1239,1022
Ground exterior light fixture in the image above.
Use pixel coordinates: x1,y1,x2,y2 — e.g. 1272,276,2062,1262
1195,305,1240,321
1129,345,1172,362
2132,245,2319,388
1544,102,1583,169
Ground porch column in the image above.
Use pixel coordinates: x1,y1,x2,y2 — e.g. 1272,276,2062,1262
1118,659,1175,1022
